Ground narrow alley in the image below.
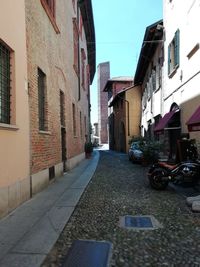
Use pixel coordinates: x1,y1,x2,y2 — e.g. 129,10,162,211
43,150,200,267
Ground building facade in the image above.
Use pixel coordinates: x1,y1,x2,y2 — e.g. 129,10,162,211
135,20,164,141
26,0,95,194
97,62,110,144
137,0,200,159
0,0,95,218
162,0,200,155
103,77,133,150
109,85,141,153
0,1,30,218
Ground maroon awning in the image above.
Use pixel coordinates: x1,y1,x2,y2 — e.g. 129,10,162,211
154,110,176,133
186,106,200,132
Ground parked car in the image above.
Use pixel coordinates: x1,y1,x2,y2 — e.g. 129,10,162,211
128,142,143,163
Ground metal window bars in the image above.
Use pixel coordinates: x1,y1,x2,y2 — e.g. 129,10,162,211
0,42,11,124
38,68,46,130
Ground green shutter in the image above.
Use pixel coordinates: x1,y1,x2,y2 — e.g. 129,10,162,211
175,29,180,67
168,45,171,75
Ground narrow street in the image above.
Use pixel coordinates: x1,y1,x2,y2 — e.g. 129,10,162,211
43,150,200,267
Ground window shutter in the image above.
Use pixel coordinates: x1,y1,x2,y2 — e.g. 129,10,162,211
175,29,180,67
168,45,171,75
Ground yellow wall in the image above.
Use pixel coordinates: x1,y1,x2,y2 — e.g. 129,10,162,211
125,86,141,152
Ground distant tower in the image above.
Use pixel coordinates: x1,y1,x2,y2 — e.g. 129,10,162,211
98,62,110,144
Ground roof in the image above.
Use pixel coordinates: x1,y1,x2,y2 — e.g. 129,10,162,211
79,0,96,83
103,76,133,92
134,19,163,85
109,84,138,107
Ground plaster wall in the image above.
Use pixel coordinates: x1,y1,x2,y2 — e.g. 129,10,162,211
0,0,30,217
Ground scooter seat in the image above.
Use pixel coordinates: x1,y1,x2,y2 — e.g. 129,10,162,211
158,162,178,170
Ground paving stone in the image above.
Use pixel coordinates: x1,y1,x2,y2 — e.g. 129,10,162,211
42,150,200,267
186,194,200,206
192,201,200,212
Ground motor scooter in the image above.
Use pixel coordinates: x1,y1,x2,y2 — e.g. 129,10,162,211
148,140,200,190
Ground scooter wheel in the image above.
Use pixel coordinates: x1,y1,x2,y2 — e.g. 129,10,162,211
149,169,169,190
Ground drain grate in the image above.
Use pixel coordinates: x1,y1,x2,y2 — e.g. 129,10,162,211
125,216,153,228
62,240,112,267
120,215,162,230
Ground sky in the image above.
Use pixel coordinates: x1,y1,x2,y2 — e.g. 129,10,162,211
90,0,163,124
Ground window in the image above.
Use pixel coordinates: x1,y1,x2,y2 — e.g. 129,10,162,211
38,68,47,131
81,49,86,89
168,29,180,76
60,90,65,127
80,111,82,137
40,0,59,33
73,18,79,75
152,67,156,92
84,115,86,136
0,42,11,124
72,103,76,136
86,64,90,91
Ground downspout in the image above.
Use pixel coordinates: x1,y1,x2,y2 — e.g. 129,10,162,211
116,95,130,136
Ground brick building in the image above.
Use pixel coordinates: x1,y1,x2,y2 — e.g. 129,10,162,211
26,0,96,195
0,0,95,218
97,62,110,144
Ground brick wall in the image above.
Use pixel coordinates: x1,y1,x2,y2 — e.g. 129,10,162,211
25,0,90,175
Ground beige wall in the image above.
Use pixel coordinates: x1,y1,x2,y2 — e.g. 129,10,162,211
126,86,141,152
0,0,30,217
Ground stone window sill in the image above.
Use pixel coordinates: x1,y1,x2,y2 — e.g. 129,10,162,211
0,123,19,131
39,130,51,135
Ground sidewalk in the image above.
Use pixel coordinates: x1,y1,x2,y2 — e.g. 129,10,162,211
0,151,99,267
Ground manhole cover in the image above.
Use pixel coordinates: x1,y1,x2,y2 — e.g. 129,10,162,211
119,215,162,230
62,240,112,267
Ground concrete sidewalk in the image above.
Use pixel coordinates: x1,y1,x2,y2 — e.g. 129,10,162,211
0,150,99,267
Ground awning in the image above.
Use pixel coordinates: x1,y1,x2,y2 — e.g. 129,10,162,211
154,110,176,133
186,106,200,132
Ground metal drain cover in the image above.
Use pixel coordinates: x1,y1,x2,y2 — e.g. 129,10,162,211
119,215,162,230
62,240,112,267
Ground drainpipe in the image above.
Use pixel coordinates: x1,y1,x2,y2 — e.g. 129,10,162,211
116,95,130,136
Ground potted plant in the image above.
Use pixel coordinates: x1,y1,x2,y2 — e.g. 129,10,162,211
140,140,163,166
84,142,93,158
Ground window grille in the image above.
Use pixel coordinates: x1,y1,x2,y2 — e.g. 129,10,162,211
38,68,46,130
60,90,65,126
72,103,76,136
0,42,11,124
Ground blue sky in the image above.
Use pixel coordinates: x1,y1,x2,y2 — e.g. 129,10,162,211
90,0,163,124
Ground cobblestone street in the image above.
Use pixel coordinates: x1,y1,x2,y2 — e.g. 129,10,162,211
43,150,200,267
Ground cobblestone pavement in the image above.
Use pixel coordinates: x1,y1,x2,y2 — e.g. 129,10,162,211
42,150,200,267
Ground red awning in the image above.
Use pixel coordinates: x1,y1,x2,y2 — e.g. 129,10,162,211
186,106,200,132
154,110,176,133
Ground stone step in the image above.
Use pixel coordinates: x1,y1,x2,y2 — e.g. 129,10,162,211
62,240,112,267
192,201,200,212
186,195,200,206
